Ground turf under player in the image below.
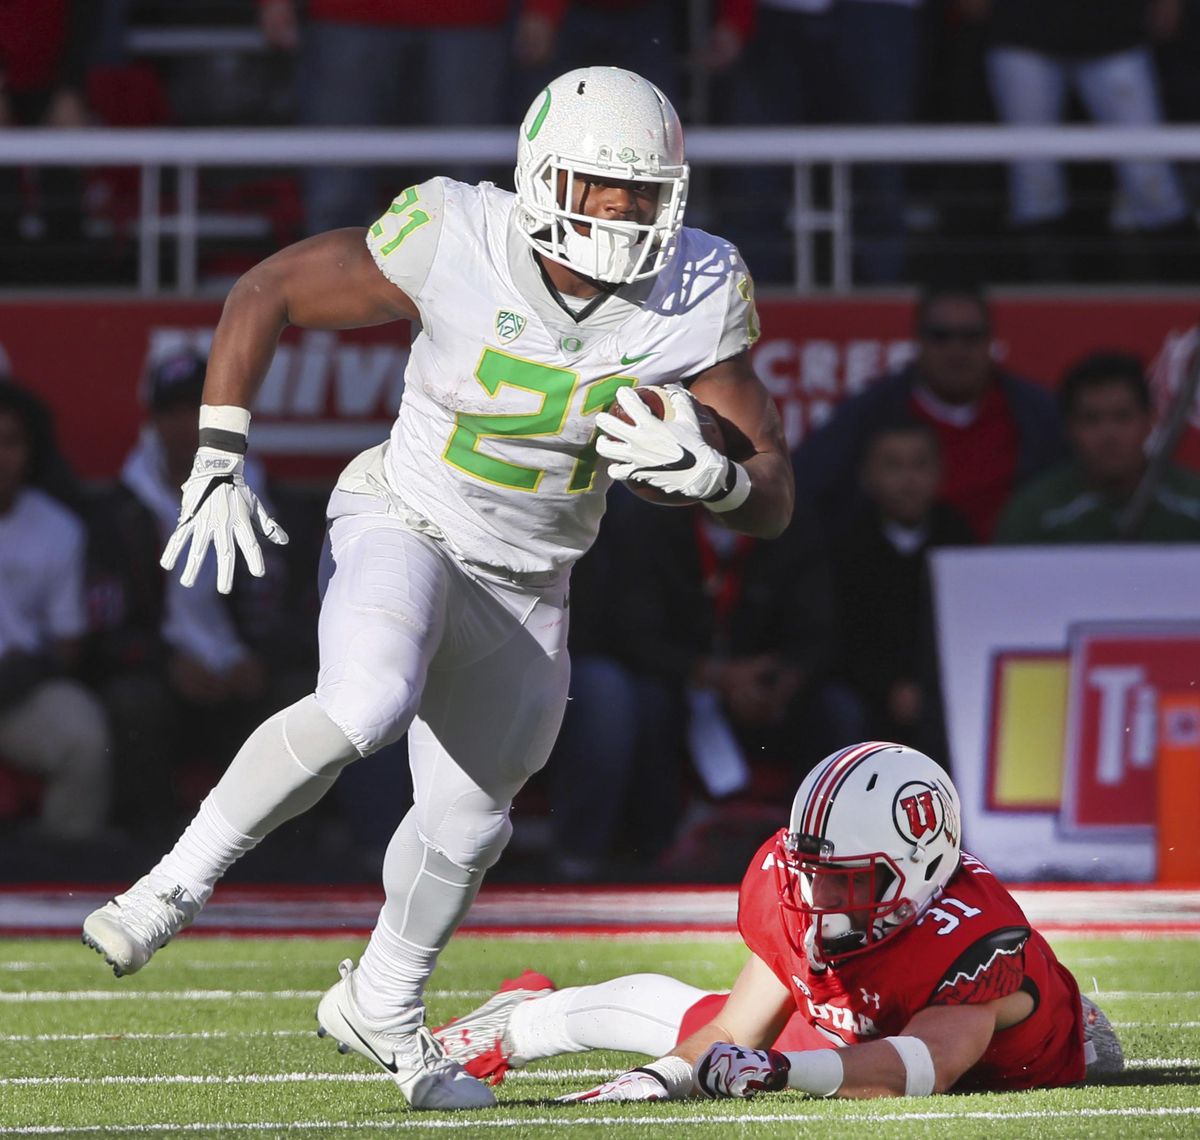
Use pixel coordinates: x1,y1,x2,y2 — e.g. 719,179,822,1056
435,743,1125,1102
80,67,793,1111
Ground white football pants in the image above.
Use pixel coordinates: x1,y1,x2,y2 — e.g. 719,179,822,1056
316,513,571,1021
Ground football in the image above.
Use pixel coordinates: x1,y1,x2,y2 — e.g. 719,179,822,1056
605,387,736,506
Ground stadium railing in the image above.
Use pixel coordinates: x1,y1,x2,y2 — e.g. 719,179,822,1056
5,124,1200,295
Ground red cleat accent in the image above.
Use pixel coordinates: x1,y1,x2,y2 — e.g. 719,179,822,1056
433,969,556,1086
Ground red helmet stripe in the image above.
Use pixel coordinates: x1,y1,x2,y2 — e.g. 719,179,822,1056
801,741,894,838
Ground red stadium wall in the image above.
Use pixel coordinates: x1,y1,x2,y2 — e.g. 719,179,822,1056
2,294,1198,482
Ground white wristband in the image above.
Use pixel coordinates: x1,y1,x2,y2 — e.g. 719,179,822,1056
199,404,251,435
782,1048,844,1097
886,1035,936,1097
641,1055,695,1100
704,461,751,513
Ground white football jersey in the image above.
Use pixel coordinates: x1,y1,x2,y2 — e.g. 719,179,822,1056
361,177,759,581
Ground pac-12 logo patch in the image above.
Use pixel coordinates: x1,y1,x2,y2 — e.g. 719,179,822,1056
495,310,526,344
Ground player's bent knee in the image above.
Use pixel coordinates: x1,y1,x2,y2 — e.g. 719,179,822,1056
421,808,512,873
281,695,360,777
316,662,419,757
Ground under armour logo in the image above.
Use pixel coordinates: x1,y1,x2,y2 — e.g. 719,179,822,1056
860,988,881,1009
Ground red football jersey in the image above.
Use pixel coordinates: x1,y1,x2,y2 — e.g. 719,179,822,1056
738,836,1087,1091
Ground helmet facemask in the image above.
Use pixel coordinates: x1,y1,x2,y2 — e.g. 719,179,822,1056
513,67,690,285
516,152,688,285
774,831,915,966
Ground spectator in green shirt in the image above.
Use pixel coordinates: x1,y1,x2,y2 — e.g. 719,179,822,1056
995,351,1200,543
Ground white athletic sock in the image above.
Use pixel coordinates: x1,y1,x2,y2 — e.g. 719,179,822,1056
147,698,358,905
150,796,258,905
353,814,484,1028
507,974,711,1062
353,913,431,1031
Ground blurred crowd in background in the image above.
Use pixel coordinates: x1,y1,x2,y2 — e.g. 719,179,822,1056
2,1,1199,885
4,283,1200,884
2,0,1200,286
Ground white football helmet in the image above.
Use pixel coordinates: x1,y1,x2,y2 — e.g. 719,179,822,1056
773,742,962,964
514,66,689,285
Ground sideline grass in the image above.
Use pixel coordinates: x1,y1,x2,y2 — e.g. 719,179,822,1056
2,934,1198,1138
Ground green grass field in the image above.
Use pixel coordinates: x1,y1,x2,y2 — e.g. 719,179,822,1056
2,934,1198,1139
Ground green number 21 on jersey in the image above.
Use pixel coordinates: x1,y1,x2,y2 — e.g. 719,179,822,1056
445,348,635,494
373,186,636,495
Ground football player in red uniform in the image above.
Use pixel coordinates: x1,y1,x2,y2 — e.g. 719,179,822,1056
435,742,1123,1101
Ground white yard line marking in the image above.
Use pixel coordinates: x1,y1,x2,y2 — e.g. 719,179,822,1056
1,1107,1199,1134
0,988,491,1003
3,1024,1196,1043
0,1071,611,1087
0,1031,312,1043
4,1061,1196,1088
1113,1027,1200,1036
5,987,1198,1003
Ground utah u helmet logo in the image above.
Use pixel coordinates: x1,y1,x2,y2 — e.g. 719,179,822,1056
894,783,944,842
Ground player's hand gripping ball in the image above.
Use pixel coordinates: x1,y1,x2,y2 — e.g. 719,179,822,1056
596,384,730,505
695,1043,791,1099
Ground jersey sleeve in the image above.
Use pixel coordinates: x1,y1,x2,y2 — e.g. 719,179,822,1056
713,250,761,365
928,926,1031,1007
365,176,448,303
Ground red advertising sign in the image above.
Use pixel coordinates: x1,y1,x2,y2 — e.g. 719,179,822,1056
1,294,1198,481
1060,623,1200,837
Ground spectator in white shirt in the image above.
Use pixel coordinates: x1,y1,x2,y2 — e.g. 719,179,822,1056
0,379,111,841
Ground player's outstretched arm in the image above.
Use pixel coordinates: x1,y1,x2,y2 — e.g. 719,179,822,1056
161,229,418,593
696,999,1008,1101
687,353,794,539
559,954,794,1104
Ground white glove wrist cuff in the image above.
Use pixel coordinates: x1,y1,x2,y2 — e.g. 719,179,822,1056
199,404,251,454
886,1035,936,1096
703,461,751,513
783,1048,844,1097
640,1056,695,1100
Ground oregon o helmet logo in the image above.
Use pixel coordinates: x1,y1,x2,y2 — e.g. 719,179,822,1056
893,781,945,843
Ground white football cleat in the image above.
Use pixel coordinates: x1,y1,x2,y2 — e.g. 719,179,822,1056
81,876,201,977
1082,994,1125,1075
317,959,497,1110
433,968,556,1085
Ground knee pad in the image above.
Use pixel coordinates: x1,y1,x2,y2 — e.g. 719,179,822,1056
316,631,421,756
419,798,513,874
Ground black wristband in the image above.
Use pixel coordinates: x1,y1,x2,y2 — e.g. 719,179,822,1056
198,427,248,455
630,1067,670,1092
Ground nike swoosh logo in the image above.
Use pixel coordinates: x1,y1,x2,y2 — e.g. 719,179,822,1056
343,1008,399,1073
620,352,657,366
638,447,696,474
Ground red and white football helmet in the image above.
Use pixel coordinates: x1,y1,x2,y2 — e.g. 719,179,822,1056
774,742,962,964
514,66,689,284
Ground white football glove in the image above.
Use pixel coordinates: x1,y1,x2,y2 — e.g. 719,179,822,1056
595,384,732,502
557,1057,693,1103
695,1043,791,1099
160,447,288,595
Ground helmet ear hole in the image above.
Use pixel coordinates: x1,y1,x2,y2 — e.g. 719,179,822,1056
924,853,943,882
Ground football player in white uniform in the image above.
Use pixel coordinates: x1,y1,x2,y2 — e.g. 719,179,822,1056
82,66,793,1111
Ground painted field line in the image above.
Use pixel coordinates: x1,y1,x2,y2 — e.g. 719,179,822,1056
0,988,491,1003
3,1071,607,1088
4,986,1198,1004
3,1022,1197,1043
1,1030,313,1043
5,1060,1195,1089
0,961,337,972
2,1106,1200,1135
